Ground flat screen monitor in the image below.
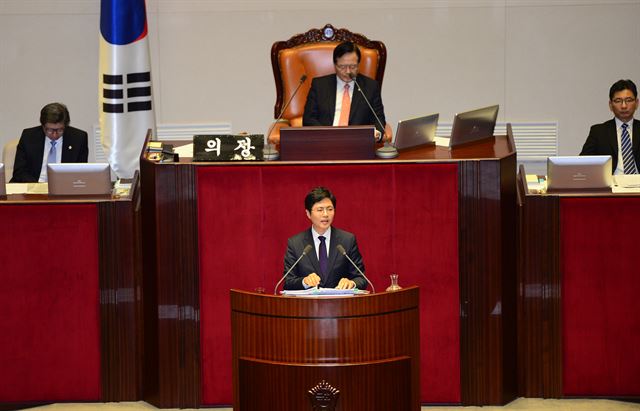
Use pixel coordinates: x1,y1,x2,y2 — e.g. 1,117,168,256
546,155,612,192
47,163,112,195
0,163,5,195
393,113,438,151
449,104,499,148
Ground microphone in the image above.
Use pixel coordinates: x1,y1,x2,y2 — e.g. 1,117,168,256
264,74,308,160
349,73,398,159
336,244,375,293
274,243,313,294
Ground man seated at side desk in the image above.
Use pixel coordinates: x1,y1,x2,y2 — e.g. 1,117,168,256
580,79,640,174
303,41,391,143
283,186,368,290
11,102,88,183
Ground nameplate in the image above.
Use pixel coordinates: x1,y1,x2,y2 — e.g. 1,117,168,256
193,134,264,161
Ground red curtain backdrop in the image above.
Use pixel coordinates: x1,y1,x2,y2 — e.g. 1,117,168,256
0,204,101,402
197,163,460,404
561,197,640,396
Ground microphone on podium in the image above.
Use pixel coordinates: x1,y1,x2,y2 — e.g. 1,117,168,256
336,244,375,293
349,73,398,159
264,74,308,160
274,244,313,295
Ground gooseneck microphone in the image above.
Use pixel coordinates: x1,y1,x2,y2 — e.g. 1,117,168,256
349,73,398,159
336,244,376,293
349,73,386,140
274,244,313,295
265,74,308,156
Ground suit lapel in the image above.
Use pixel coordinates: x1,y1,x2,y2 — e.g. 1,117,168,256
304,229,322,276
348,76,363,123
60,131,76,162
326,228,340,279
633,119,640,155
607,119,618,159
326,76,337,121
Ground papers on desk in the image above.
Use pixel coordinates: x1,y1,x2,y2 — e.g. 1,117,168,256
434,136,450,147
173,143,193,159
281,287,369,297
6,183,49,195
612,175,640,193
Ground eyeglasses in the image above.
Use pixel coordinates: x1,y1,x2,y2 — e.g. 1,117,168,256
312,206,334,214
335,64,358,71
44,127,65,135
611,97,637,105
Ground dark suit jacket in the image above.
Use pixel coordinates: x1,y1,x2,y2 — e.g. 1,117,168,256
580,118,640,173
303,74,386,134
11,125,89,182
283,227,367,290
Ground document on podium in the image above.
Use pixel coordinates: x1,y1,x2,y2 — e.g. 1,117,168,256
281,287,369,297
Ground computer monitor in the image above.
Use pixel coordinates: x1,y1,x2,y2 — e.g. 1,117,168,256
546,155,612,192
0,163,5,196
393,113,438,151
449,104,499,148
47,163,112,195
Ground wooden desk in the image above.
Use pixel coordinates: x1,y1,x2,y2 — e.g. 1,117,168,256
231,287,420,411
0,177,143,406
517,169,640,399
141,130,517,407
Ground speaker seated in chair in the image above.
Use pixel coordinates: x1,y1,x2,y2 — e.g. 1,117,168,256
268,24,392,145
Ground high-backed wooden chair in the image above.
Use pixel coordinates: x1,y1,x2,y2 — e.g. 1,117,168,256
268,24,388,144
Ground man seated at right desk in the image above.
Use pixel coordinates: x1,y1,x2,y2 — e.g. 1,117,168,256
11,102,89,183
580,79,639,174
302,41,391,142
283,186,368,290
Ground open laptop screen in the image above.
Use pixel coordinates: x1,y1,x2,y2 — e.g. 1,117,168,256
0,163,5,196
394,113,438,151
547,155,612,192
449,104,499,148
47,163,112,195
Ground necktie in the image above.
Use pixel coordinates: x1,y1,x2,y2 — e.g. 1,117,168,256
48,140,57,165
318,236,328,276
621,123,637,174
338,83,351,126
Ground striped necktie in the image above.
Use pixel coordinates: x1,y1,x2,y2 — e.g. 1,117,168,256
48,140,58,165
620,123,637,174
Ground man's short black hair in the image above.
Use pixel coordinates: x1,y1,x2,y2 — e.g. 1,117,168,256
333,41,361,65
305,186,336,212
40,102,71,126
609,79,637,100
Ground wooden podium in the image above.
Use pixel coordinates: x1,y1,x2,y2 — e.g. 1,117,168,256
230,287,420,411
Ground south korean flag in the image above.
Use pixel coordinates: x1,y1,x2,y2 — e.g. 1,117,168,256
99,0,156,179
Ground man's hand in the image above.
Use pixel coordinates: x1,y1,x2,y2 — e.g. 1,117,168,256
303,273,321,287
336,278,356,290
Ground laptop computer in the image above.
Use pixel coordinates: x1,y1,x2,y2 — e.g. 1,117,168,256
546,155,612,192
47,163,112,195
449,104,499,148
0,163,5,196
393,113,439,151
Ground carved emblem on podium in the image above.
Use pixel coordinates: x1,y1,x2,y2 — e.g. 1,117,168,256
307,380,340,410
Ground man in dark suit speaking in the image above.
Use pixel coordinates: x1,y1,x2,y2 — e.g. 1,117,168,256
303,41,390,142
11,102,89,182
283,186,368,290
580,79,639,174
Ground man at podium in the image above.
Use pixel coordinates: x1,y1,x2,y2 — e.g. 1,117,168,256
283,186,368,290
302,41,389,142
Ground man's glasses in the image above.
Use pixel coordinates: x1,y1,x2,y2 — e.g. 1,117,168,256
611,97,637,105
335,64,358,71
44,127,65,135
